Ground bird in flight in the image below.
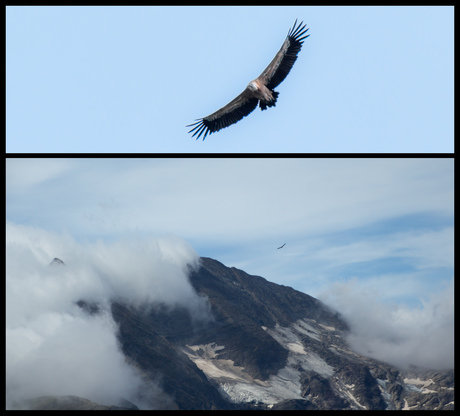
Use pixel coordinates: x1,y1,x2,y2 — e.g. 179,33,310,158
277,243,286,250
187,20,309,140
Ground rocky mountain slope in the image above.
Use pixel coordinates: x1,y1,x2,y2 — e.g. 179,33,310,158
20,257,454,410
14,395,139,410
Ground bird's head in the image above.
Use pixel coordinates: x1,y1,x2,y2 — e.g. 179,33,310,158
247,81,259,92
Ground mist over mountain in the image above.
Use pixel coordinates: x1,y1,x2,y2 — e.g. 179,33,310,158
7,244,454,409
6,224,206,409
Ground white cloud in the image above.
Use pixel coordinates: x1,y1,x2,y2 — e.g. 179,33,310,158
5,158,454,244
7,307,144,407
6,222,208,409
319,278,454,370
6,158,75,190
310,226,454,277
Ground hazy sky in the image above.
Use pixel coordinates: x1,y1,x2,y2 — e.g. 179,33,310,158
6,6,454,153
6,157,454,408
6,157,453,304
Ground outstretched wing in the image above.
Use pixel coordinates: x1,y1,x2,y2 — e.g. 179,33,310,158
259,20,309,90
187,20,308,140
277,243,286,250
187,88,259,140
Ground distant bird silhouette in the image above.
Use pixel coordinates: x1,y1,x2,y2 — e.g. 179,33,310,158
277,243,286,250
49,257,65,266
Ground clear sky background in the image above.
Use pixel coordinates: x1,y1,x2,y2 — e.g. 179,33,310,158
6,158,454,372
6,6,454,153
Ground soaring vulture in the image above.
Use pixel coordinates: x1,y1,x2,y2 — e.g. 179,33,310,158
187,20,309,140
277,243,286,250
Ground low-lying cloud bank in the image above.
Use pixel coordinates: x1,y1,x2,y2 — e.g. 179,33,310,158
319,278,454,371
6,222,207,409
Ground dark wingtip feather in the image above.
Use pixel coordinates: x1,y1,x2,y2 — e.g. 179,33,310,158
187,118,214,141
288,20,309,43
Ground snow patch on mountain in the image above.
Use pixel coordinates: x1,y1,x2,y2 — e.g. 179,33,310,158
262,319,334,378
219,359,303,405
183,343,266,385
334,380,367,409
183,318,338,406
403,378,438,394
183,343,301,405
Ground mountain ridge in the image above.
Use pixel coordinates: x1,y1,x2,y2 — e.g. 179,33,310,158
16,256,454,410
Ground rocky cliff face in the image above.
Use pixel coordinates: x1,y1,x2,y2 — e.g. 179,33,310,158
110,257,454,410
22,257,454,410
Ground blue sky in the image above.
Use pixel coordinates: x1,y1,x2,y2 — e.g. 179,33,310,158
6,6,454,153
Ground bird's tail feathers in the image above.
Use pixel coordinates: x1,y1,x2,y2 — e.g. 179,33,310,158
259,91,279,111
